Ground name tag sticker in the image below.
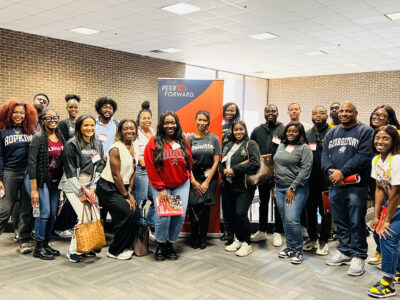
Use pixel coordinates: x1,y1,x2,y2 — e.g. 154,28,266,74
309,143,317,151
285,145,295,153
99,133,108,142
91,153,101,164
221,155,227,163
204,168,211,178
171,143,181,150
272,136,281,144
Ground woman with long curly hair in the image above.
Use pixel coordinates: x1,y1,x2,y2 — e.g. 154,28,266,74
0,98,37,254
144,111,192,261
25,108,65,260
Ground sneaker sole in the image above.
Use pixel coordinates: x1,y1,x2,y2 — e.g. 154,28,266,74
368,261,381,265
278,254,293,259
316,251,329,256
291,259,303,265
236,250,253,257
326,261,351,266
107,253,131,260
20,249,32,254
367,290,396,298
347,269,365,276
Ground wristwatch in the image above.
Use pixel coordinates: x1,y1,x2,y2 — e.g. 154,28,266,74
290,186,296,192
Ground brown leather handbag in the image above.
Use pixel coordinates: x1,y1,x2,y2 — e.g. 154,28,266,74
241,141,275,187
74,205,106,253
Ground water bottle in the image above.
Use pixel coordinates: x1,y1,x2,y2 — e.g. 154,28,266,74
32,203,40,218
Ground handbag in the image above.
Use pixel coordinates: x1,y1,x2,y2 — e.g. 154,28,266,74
74,204,106,253
241,141,275,187
133,199,150,256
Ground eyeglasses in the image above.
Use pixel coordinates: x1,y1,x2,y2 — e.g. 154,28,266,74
44,116,60,122
371,113,388,120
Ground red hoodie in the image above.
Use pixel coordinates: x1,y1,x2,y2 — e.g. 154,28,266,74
144,137,192,191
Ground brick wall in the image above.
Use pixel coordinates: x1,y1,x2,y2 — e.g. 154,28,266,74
0,28,185,121
268,71,400,125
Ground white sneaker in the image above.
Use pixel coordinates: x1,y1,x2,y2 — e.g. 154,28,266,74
149,230,157,242
107,249,133,260
250,231,267,242
316,241,329,256
236,242,253,257
272,233,283,247
347,257,365,276
326,251,351,266
225,238,242,252
54,230,73,238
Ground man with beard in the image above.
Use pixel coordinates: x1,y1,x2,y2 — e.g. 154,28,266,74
303,106,331,256
94,97,118,156
329,102,341,128
288,103,312,131
322,102,373,276
250,104,285,247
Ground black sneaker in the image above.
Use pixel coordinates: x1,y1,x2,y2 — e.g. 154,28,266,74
278,248,294,258
82,251,96,258
291,251,304,264
67,251,81,263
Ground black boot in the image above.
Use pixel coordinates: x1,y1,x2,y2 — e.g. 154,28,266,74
33,241,55,260
43,240,60,256
155,242,167,261
166,241,178,260
199,235,207,250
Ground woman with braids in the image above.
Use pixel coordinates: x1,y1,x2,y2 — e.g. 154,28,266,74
54,94,81,239
58,115,105,263
25,108,64,260
144,111,192,261
97,119,140,260
134,101,155,227
0,98,37,254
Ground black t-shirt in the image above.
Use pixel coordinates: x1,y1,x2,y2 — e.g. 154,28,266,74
222,123,234,149
188,132,221,180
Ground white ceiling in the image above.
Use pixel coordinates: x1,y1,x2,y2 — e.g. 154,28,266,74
1,0,400,78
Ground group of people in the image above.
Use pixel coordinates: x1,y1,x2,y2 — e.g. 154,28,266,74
0,94,399,298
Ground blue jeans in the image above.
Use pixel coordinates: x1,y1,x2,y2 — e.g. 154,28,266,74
275,184,309,252
380,206,400,278
134,167,155,225
25,175,60,242
151,180,190,243
329,185,368,259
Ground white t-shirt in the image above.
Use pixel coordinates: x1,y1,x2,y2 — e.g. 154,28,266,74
226,142,243,183
371,154,400,197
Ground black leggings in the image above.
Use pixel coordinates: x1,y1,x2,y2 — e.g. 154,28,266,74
97,184,140,256
189,205,210,238
226,185,253,243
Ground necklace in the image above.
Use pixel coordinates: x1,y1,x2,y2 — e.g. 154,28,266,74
13,127,22,135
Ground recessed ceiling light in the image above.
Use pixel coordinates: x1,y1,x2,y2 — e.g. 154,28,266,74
249,32,278,40
161,3,201,15
343,63,359,67
71,27,100,35
385,12,400,21
160,48,181,53
305,51,327,56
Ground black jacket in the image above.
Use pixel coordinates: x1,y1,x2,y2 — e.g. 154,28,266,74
220,139,260,192
306,124,330,190
28,131,64,187
250,121,285,156
58,119,75,142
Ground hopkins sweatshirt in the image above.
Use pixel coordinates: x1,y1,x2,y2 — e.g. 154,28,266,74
144,137,192,191
321,123,373,187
